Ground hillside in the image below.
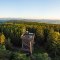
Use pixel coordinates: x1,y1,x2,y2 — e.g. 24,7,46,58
0,18,60,24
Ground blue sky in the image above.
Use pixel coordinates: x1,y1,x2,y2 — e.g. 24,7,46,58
0,0,60,19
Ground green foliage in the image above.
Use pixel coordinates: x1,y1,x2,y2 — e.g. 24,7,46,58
34,53,51,60
11,52,30,60
0,44,12,60
0,21,60,60
0,44,6,50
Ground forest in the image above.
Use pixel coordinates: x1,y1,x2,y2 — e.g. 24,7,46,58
0,20,60,60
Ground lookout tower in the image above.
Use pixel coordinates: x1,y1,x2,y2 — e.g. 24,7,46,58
21,31,35,55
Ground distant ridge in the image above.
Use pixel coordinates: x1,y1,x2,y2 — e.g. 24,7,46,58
0,18,60,24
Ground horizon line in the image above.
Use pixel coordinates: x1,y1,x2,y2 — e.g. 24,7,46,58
0,17,60,20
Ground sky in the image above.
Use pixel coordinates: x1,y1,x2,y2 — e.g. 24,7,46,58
0,0,60,19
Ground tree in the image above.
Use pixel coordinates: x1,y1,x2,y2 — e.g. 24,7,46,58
36,26,44,46
47,31,60,60
0,33,5,44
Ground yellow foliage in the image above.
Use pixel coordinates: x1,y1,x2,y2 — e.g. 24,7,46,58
0,33,5,44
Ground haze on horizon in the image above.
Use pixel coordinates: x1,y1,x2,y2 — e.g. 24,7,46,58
0,0,60,20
